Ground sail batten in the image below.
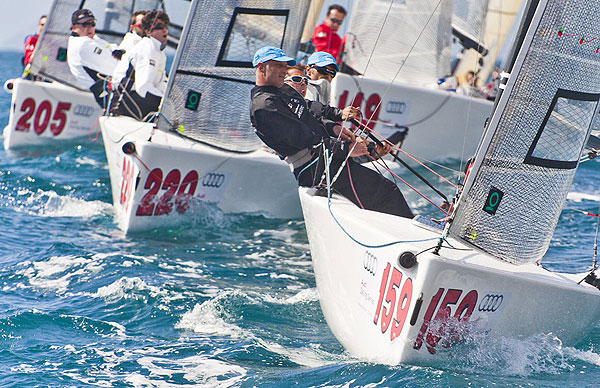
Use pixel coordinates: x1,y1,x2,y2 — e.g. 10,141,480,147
449,0,600,265
157,0,311,153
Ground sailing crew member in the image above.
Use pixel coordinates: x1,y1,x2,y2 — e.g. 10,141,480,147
305,51,338,103
67,9,120,108
311,4,346,64
118,10,147,52
23,15,46,68
112,10,169,120
250,46,413,218
284,65,391,161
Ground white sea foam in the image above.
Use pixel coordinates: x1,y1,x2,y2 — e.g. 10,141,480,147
262,288,319,305
74,156,100,166
567,192,600,203
92,277,167,301
11,188,112,218
16,255,104,294
175,291,245,338
437,332,600,377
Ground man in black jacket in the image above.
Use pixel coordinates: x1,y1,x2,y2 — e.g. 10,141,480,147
249,46,413,218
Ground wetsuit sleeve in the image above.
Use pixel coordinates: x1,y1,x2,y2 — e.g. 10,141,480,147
307,100,343,121
251,95,323,157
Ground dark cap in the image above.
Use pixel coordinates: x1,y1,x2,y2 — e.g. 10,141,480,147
72,9,95,25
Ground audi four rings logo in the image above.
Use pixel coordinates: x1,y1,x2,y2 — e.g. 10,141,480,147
202,173,225,188
363,251,377,276
73,104,95,117
478,294,503,312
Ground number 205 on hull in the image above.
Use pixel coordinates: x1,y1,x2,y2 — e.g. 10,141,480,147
3,78,102,150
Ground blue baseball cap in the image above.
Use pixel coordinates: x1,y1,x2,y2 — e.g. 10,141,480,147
307,51,339,71
252,46,296,67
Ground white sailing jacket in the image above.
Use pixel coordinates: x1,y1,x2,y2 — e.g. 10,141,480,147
113,36,167,98
118,31,143,52
67,35,119,89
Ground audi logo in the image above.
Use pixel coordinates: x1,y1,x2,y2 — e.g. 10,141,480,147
73,104,95,117
363,251,378,276
202,173,225,188
478,294,503,312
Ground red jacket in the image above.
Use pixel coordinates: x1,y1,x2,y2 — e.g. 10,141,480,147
311,23,342,63
24,34,39,66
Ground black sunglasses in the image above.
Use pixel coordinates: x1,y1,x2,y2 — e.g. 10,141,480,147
329,17,343,24
315,66,337,78
285,76,309,85
151,23,167,31
76,21,96,27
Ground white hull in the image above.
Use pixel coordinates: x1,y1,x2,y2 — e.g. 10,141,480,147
100,116,301,233
331,74,493,161
3,78,102,149
299,188,600,365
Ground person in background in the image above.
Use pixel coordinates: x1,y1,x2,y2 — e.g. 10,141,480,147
311,4,346,64
304,51,338,104
67,9,120,108
23,15,47,68
112,10,170,120
118,10,147,52
250,46,413,218
480,67,501,101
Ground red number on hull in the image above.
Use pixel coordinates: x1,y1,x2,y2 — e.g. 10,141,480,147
15,98,71,135
136,168,163,216
373,262,413,341
16,98,36,131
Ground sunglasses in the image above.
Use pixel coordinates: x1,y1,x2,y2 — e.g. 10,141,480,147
285,76,309,85
151,23,167,31
329,17,343,25
315,66,337,78
76,21,96,27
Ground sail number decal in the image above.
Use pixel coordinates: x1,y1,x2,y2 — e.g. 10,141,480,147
15,98,71,136
373,262,413,341
338,90,381,130
413,288,478,354
120,157,135,213
136,168,200,216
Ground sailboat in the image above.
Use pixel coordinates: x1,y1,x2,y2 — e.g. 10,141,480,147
329,0,503,162
299,0,600,365
2,0,182,150
99,0,310,233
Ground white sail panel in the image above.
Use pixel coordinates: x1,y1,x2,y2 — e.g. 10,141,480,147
343,0,453,86
29,0,173,89
157,0,311,153
449,0,600,264
453,0,489,40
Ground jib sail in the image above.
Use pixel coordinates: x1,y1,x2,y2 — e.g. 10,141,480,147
449,0,600,264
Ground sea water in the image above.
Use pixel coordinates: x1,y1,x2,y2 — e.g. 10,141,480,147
1,50,599,387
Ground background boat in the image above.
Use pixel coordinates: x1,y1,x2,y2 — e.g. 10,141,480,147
3,0,185,150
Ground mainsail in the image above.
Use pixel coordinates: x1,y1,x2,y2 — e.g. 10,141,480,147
343,0,453,86
449,0,600,264
28,0,181,90
156,0,311,153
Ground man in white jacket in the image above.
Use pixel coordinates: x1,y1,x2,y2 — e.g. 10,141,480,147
67,9,120,108
118,10,147,52
112,10,169,120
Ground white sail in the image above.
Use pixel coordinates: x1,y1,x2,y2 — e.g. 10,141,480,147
449,0,600,264
452,0,489,42
28,0,177,89
156,0,311,153
343,0,453,86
